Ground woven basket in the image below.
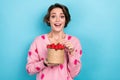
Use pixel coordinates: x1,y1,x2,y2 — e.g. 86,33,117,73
47,49,64,64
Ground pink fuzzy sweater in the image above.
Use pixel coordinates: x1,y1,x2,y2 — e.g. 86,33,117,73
26,34,82,80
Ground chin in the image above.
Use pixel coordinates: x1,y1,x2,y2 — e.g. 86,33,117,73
54,30,62,32
53,28,62,31
53,29,62,32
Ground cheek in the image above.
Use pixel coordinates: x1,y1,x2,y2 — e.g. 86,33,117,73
49,21,54,26
62,19,66,24
62,21,66,26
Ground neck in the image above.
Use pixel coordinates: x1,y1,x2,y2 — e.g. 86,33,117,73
48,31,66,41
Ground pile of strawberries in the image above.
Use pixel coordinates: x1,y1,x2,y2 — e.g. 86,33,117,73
47,43,65,50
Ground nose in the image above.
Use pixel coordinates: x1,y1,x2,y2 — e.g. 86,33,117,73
56,17,60,22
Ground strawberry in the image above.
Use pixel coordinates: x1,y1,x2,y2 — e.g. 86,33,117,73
47,45,50,48
55,45,59,50
51,43,55,49
47,43,65,50
57,45,61,49
61,45,65,49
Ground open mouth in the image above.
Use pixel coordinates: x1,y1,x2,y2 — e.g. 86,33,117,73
54,23,62,27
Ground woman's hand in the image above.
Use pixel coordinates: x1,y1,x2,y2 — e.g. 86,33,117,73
44,59,59,67
62,40,74,55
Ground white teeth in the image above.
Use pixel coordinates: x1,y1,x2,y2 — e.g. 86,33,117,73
54,23,61,26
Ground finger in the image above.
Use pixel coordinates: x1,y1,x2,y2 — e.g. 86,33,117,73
63,40,69,43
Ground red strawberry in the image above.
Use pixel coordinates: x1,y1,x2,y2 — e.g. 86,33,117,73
51,43,55,49
47,45,50,48
57,45,60,49
61,45,65,49
54,46,57,50
58,45,62,49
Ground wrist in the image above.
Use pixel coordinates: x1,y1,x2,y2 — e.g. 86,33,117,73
68,48,74,55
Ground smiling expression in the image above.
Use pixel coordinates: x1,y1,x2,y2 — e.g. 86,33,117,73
49,8,66,32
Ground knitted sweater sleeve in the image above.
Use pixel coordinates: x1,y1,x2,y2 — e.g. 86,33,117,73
67,37,82,78
26,37,46,75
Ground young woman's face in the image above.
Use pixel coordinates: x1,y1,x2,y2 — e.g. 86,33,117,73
49,8,66,32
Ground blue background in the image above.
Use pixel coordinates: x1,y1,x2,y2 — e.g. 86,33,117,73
0,0,120,80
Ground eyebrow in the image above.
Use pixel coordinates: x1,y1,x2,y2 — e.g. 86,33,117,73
51,13,64,15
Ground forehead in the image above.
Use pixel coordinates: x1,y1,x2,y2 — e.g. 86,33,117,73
50,8,64,14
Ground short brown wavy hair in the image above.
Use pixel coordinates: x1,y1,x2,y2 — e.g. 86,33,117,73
43,3,71,28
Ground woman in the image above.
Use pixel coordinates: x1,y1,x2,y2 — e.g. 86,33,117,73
26,3,82,80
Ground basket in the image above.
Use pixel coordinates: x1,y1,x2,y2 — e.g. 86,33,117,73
47,49,64,64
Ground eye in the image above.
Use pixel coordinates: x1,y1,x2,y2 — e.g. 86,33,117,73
51,15,56,18
60,16,65,18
